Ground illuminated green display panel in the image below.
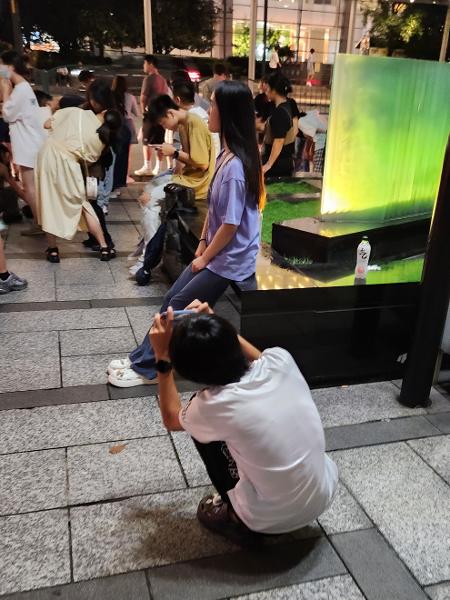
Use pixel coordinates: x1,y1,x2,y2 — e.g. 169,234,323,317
321,55,450,222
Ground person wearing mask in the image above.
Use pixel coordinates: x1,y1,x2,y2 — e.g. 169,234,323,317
0,51,47,236
108,80,264,388
135,55,169,177
149,302,338,545
35,84,121,263
262,74,299,178
299,109,328,174
172,79,221,158
200,63,228,104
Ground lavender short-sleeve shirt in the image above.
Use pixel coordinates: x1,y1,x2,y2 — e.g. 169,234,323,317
206,154,260,282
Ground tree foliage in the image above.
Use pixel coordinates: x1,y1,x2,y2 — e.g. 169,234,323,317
17,0,217,57
361,0,447,59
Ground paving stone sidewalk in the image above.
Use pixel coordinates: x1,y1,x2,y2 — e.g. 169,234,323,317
1,183,450,599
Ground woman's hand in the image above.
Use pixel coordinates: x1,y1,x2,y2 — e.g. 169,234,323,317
191,255,208,273
195,239,207,258
262,163,271,175
185,299,214,315
149,307,174,361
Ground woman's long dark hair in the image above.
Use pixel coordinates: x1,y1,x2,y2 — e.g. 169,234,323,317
112,75,127,116
86,79,116,112
214,80,265,209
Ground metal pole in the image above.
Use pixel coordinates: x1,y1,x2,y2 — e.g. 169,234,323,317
144,0,153,54
399,136,450,407
248,0,258,85
261,0,268,76
9,0,22,52
346,0,357,55
439,6,450,62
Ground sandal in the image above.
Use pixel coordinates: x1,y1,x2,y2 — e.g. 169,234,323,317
46,247,60,264
196,494,263,547
99,247,116,261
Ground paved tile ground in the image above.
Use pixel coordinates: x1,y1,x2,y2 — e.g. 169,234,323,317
1,179,450,598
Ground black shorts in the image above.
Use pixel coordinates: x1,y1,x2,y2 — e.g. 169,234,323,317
142,119,165,145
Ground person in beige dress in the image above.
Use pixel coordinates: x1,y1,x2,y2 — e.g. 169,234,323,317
36,104,120,262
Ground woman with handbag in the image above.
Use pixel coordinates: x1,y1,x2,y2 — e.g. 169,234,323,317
108,80,265,388
35,92,121,263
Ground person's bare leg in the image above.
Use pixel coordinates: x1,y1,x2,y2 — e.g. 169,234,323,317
20,167,38,220
82,208,106,248
46,233,57,248
0,237,7,273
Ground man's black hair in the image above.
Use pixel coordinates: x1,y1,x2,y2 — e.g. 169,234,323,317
144,54,158,68
169,314,249,386
172,79,195,105
34,90,52,107
146,94,180,125
78,69,95,83
1,50,29,76
214,63,227,76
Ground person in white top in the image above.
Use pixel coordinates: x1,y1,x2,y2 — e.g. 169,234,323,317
149,301,338,545
269,45,281,72
307,48,316,82
0,51,47,234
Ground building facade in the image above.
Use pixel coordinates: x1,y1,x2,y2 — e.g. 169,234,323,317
212,0,370,63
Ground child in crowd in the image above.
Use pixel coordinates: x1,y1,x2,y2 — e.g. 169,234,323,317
149,302,338,545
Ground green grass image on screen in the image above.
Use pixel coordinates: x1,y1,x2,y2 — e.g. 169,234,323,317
261,199,320,244
266,181,318,196
321,55,450,223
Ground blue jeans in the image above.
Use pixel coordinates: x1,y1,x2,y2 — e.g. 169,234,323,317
97,151,116,209
129,265,230,379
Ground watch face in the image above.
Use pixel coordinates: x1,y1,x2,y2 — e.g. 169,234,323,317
156,360,172,374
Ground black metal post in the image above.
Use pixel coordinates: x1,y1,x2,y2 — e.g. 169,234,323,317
399,136,450,407
261,0,269,76
9,0,22,52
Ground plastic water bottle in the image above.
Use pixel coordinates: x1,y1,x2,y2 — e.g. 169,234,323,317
355,236,371,279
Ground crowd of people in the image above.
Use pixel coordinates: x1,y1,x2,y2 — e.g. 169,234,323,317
0,49,336,546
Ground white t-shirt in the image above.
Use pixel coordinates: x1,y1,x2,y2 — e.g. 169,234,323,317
180,347,338,534
299,110,328,152
2,81,47,168
269,50,280,69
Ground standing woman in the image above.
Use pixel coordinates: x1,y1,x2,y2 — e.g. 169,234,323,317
111,76,137,191
108,80,265,388
36,102,121,262
0,51,46,234
262,73,299,178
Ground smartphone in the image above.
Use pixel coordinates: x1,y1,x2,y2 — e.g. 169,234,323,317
161,309,195,320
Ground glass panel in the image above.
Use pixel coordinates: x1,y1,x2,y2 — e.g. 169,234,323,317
322,55,450,222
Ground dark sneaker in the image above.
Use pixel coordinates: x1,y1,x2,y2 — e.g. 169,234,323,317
197,494,263,547
0,272,28,294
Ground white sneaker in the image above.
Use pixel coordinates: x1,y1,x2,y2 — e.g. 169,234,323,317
102,205,109,215
134,166,154,177
128,261,143,277
107,357,131,375
108,367,157,388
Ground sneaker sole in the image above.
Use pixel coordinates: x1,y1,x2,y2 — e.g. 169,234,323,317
108,374,157,388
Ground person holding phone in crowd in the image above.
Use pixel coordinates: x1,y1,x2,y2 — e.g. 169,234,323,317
108,80,264,387
148,301,338,545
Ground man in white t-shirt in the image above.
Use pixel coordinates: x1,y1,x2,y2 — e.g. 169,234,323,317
150,301,338,545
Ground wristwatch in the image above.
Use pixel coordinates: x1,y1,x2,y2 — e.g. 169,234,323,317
155,359,173,374
173,149,180,160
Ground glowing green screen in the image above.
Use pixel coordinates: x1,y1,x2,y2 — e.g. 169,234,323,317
321,55,450,222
